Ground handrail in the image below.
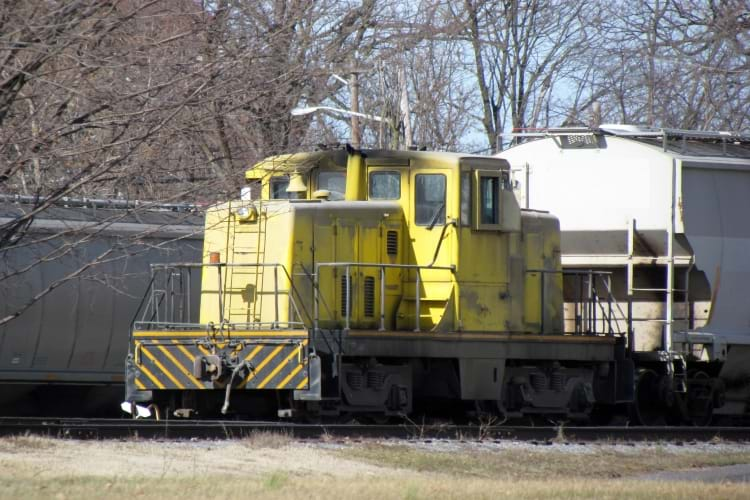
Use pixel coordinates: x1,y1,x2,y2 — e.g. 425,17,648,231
133,320,304,331
313,261,455,333
595,273,629,334
428,219,457,266
138,262,304,332
526,268,628,336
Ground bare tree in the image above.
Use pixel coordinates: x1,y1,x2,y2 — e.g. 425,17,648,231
0,2,221,218
585,0,750,131
292,0,483,152
457,0,595,150
0,0,396,327
4,0,750,330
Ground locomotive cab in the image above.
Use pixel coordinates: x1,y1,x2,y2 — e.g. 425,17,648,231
126,147,628,421
236,148,562,334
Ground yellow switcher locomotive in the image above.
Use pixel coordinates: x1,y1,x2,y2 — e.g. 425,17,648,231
125,147,632,420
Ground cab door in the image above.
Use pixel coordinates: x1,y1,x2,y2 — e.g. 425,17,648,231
365,165,408,330
409,168,453,271
400,168,454,331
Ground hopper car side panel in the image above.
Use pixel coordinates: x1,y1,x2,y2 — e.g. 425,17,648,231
0,202,203,415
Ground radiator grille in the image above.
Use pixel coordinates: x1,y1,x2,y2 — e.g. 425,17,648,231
386,230,398,256
364,276,375,317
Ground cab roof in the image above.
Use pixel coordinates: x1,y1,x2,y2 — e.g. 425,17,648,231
245,148,509,181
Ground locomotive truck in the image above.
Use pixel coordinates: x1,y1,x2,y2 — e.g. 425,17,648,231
125,146,714,423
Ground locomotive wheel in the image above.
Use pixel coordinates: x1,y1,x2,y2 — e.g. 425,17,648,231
632,369,665,426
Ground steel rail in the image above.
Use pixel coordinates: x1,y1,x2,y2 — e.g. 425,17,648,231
1,418,749,442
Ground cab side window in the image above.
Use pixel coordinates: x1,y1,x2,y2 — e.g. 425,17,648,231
369,171,401,200
415,174,446,226
480,176,499,224
270,177,290,199
318,171,346,197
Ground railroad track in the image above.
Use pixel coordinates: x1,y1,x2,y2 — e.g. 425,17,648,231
1,417,750,442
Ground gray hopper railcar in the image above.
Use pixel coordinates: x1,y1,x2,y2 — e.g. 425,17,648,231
0,198,203,416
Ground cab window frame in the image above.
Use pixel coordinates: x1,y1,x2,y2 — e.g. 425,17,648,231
269,175,291,199
368,170,401,200
473,169,504,231
317,170,346,197
414,173,447,227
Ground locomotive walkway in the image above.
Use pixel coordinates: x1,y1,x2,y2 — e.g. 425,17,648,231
2,417,750,442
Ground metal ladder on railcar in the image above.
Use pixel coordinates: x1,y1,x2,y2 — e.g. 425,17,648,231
626,218,692,393
225,202,269,324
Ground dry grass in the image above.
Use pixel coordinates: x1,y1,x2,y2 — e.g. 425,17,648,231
2,472,750,500
339,443,750,480
0,434,58,454
1,437,750,499
239,430,293,450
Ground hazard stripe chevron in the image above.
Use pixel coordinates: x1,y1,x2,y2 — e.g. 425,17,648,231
241,344,285,388
153,340,203,389
278,363,304,388
244,339,309,389
257,344,304,389
244,344,264,363
140,347,185,389
296,377,309,390
172,340,197,365
137,362,165,389
137,342,209,390
134,336,308,391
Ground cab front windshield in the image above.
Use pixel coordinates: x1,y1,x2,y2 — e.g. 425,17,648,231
318,171,346,198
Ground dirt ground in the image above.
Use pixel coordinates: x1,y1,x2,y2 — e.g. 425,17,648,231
0,435,389,479
2,434,750,499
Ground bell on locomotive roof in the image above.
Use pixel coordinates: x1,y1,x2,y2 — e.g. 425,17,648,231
286,171,308,194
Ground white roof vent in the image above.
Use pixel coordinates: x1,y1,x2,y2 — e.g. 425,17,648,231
599,124,662,136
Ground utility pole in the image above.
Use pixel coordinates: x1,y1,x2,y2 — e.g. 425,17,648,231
591,101,602,129
378,62,386,149
398,65,412,149
349,72,361,148
340,66,373,149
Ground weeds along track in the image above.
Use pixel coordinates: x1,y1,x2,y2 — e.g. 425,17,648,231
1,417,750,442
